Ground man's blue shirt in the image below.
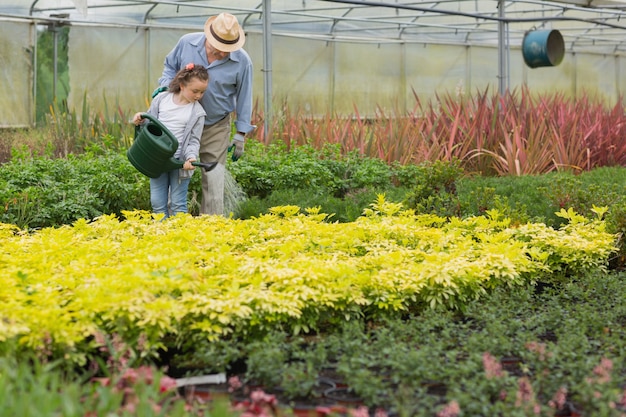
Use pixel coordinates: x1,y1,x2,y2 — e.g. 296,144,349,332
158,32,255,134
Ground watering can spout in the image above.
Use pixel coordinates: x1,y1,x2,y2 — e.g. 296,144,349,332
127,113,218,178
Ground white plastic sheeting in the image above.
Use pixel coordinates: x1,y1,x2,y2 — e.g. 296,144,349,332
65,26,184,114
2,1,626,127
11,0,626,54
0,21,34,127
66,26,626,117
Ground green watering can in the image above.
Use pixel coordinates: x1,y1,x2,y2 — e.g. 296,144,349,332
127,113,217,178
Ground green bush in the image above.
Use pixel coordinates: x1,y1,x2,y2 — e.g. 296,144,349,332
457,174,551,225
1,147,625,269
328,148,395,197
227,142,395,199
227,141,337,198
0,357,208,417
0,152,149,228
235,187,407,223
395,159,465,217
458,166,626,229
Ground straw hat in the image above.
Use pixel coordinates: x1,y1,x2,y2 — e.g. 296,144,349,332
204,13,245,53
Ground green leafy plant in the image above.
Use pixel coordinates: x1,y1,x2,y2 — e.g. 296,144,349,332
0,356,191,416
0,152,149,228
243,333,289,390
399,159,465,217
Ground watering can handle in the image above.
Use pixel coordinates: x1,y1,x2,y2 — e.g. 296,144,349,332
139,113,159,125
134,113,161,140
191,161,219,172
134,113,177,142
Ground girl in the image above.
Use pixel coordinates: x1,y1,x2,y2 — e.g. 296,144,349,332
133,63,208,219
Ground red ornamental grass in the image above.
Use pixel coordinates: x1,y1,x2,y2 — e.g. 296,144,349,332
250,87,625,176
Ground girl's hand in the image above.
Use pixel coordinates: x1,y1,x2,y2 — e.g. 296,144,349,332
183,159,196,170
132,113,144,125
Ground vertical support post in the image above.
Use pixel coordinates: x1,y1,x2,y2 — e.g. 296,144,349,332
48,14,68,104
146,27,151,94
262,0,273,141
497,0,506,97
52,24,58,100
30,23,37,126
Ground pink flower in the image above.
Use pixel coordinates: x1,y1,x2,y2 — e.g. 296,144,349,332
316,406,333,416
515,377,536,407
482,352,503,379
121,366,154,386
121,367,139,384
159,375,178,393
437,400,460,417
374,408,388,417
349,406,370,417
525,341,549,361
548,386,567,410
593,357,613,384
92,376,111,386
229,375,243,392
249,389,277,406
185,63,194,70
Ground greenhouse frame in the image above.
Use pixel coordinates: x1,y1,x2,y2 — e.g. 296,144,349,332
2,0,626,128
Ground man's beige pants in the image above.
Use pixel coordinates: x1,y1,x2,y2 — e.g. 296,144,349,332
199,117,231,216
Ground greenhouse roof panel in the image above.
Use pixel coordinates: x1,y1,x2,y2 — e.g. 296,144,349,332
1,0,626,53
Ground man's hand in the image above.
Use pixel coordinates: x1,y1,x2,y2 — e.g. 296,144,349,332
229,133,245,161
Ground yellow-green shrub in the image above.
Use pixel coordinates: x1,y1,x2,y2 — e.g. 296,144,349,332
0,199,617,364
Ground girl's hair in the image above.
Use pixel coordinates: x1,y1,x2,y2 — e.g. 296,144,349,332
168,63,209,93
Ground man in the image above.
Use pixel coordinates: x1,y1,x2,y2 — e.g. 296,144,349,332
157,12,255,216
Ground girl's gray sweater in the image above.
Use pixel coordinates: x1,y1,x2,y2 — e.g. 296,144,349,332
145,92,206,179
